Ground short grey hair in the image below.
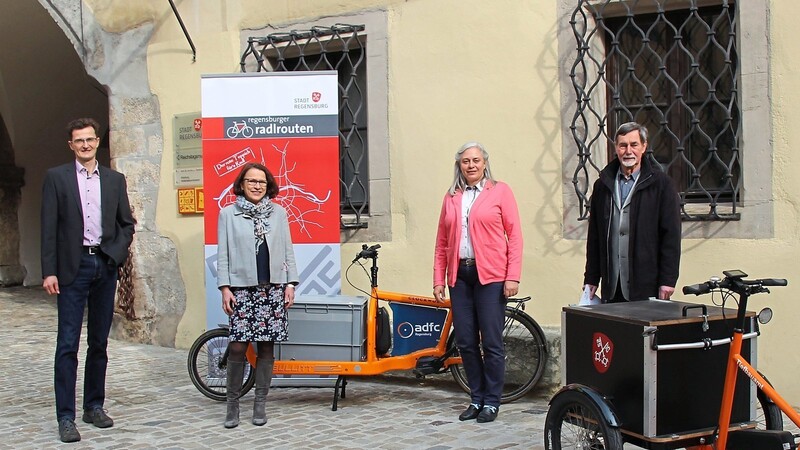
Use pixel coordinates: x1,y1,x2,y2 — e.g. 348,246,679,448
448,141,496,195
614,122,649,144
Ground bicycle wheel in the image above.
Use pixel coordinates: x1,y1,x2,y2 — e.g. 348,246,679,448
756,388,783,430
544,390,623,450
449,307,548,403
187,328,255,401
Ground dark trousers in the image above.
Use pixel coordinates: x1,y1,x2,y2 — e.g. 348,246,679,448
54,252,118,421
449,263,505,408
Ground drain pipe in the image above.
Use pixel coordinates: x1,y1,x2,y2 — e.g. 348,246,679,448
168,0,196,62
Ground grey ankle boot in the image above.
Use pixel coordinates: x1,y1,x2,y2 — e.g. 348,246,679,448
252,358,274,426
224,361,245,428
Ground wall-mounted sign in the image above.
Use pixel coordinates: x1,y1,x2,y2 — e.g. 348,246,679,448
174,112,202,189
176,147,202,168
178,187,204,214
174,113,202,149
175,167,203,187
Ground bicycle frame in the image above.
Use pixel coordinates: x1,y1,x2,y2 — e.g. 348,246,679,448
243,254,461,376
686,276,800,450
706,330,800,449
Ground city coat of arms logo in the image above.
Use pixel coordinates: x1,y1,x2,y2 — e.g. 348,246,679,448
311,92,322,102
592,332,613,373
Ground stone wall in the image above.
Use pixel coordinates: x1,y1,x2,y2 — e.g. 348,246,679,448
41,1,186,346
0,165,26,286
0,118,25,286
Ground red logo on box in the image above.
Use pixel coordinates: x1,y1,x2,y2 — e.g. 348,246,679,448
593,332,613,373
311,92,321,102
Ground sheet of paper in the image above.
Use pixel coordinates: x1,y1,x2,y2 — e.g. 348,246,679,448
579,285,602,305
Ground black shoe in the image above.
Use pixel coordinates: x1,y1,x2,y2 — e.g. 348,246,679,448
477,405,498,423
82,408,114,428
58,418,81,443
459,404,483,421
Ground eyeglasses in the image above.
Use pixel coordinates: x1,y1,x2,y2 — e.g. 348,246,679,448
70,137,100,146
244,178,268,186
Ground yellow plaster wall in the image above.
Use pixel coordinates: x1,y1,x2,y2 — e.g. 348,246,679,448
236,0,399,29
147,30,242,347
136,0,573,353
85,0,158,32
738,0,800,405
364,0,574,311
85,0,800,404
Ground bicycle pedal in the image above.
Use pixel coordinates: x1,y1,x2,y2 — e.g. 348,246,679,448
412,365,435,377
414,356,444,376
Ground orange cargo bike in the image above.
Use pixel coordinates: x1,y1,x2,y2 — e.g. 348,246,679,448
189,244,548,410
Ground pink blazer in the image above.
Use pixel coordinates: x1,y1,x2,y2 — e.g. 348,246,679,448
433,180,523,288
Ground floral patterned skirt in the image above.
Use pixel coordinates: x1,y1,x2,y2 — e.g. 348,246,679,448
229,284,289,342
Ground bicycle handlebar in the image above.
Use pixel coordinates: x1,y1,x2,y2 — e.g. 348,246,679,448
682,282,713,296
352,243,382,263
682,271,787,296
760,278,788,287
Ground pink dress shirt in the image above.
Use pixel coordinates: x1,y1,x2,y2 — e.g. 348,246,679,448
76,160,102,246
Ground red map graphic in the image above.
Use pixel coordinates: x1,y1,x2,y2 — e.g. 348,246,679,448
202,136,339,244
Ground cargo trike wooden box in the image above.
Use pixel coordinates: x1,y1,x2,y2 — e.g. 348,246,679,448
562,300,757,441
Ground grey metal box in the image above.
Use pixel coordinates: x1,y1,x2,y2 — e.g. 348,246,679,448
280,295,367,355
272,295,367,387
275,295,367,361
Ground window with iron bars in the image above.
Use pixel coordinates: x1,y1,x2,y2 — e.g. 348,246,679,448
240,24,369,229
571,0,740,221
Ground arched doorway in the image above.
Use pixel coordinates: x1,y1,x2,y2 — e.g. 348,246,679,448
0,0,109,286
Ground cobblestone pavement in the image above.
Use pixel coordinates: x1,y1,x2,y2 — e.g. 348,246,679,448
0,287,552,449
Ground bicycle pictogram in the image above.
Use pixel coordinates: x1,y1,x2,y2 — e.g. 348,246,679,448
226,120,254,138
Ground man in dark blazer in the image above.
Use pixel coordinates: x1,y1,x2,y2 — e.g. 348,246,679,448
41,118,135,443
583,121,681,303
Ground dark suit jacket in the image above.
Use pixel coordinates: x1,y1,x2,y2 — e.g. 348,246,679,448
583,157,682,301
41,162,136,286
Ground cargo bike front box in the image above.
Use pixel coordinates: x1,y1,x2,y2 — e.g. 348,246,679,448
272,295,367,387
562,299,757,445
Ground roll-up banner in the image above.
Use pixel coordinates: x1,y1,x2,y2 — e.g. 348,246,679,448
201,72,341,329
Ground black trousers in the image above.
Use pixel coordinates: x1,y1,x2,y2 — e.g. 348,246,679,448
449,263,505,407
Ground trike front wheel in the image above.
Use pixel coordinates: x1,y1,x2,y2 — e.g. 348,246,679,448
756,388,783,430
449,307,547,403
187,328,255,401
544,390,623,450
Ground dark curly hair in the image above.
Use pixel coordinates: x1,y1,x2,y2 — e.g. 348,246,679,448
232,162,279,199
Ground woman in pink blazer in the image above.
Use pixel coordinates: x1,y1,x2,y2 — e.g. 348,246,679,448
433,142,523,423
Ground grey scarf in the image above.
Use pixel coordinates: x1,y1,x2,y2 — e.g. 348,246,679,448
235,195,274,249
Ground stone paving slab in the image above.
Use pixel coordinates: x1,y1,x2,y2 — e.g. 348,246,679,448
0,287,551,449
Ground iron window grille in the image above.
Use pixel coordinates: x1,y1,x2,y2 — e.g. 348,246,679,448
570,0,740,221
241,24,369,229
